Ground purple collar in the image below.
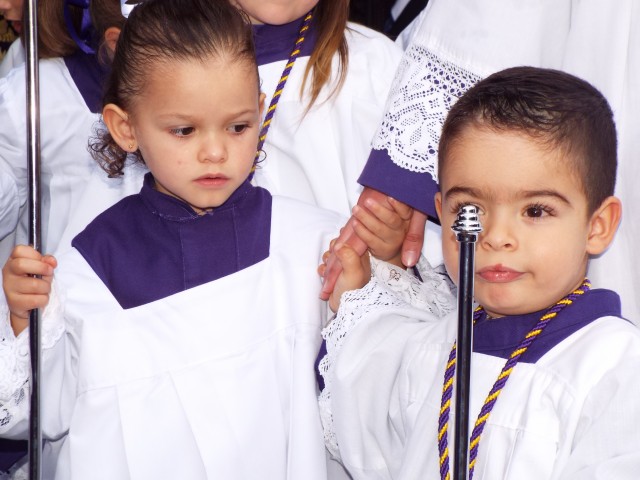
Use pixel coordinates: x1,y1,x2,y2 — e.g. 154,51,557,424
253,14,317,66
72,173,272,309
473,288,623,363
63,49,110,113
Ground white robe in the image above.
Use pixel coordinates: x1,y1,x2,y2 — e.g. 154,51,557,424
0,196,343,479
0,57,99,264
252,23,403,217
319,262,640,479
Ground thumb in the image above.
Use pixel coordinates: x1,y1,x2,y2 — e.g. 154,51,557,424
402,210,427,267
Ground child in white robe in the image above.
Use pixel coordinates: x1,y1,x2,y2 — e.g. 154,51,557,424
0,0,412,477
324,0,640,323
0,0,124,265
319,66,640,479
57,0,404,255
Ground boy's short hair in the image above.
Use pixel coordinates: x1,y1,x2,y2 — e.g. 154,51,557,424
438,66,617,214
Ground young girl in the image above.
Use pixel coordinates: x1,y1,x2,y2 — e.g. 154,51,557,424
0,0,22,77
58,0,403,251
0,0,355,477
238,0,403,217
0,0,124,265
320,67,640,479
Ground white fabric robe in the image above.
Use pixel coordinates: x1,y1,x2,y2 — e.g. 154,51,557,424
0,196,342,479
0,57,99,265
319,263,640,479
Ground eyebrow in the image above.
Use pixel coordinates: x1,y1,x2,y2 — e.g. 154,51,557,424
444,186,571,205
156,109,258,122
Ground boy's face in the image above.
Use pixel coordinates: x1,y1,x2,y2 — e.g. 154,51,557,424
436,125,599,318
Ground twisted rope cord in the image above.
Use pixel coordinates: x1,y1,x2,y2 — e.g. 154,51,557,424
438,279,592,480
251,10,314,176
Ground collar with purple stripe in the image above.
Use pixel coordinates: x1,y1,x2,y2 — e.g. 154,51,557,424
253,14,317,67
473,287,622,363
72,173,272,309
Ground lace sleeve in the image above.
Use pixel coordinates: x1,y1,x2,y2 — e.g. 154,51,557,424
0,283,65,436
371,46,481,179
318,256,455,459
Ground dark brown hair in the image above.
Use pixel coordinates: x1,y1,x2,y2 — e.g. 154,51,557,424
90,0,257,176
438,66,617,214
22,0,80,59
301,0,349,109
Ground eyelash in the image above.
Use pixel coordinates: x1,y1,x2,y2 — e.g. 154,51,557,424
169,127,194,137
523,203,556,218
449,201,482,215
228,124,249,134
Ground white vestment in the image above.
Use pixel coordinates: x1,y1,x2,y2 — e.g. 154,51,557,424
0,197,342,479
319,262,640,479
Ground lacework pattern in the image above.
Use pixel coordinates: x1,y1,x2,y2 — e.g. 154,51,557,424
371,46,482,178
0,282,65,435
319,257,456,459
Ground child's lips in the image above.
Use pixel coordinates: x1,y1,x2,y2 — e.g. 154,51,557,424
195,174,228,187
477,264,523,283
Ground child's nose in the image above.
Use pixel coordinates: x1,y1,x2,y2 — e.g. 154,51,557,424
198,135,226,164
480,215,517,251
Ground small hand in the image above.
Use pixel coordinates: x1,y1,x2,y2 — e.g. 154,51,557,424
352,196,412,267
319,240,370,313
2,245,57,336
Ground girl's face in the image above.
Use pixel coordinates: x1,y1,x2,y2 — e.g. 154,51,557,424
0,0,23,22
124,56,264,214
232,0,318,25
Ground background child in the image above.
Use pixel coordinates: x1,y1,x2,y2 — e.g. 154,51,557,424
237,0,403,217
319,67,640,479
0,0,364,477
0,0,124,265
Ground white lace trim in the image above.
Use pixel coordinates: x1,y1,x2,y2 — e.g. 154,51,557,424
318,257,455,459
0,282,65,433
371,46,482,178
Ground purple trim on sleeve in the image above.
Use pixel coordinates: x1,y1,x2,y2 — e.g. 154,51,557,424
63,49,110,114
473,288,622,364
359,148,439,220
0,439,26,472
72,173,272,309
254,15,317,66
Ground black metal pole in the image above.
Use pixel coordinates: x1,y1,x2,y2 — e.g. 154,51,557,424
24,0,42,478
451,205,481,480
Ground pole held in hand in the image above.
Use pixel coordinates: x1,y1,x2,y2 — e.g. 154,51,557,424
451,204,481,480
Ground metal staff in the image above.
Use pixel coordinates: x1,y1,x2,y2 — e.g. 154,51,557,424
24,0,43,477
451,205,481,480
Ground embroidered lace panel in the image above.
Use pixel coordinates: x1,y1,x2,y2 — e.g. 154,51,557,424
371,46,482,179
0,283,65,436
319,257,455,459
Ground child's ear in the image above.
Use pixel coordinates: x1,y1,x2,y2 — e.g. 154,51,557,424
104,27,121,58
258,92,266,117
102,104,138,153
586,196,622,255
434,192,443,222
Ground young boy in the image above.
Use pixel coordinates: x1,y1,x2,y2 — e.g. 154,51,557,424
319,66,640,479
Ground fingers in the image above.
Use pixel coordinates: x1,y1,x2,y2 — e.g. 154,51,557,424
401,210,427,267
5,255,55,278
328,243,371,312
3,245,57,328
